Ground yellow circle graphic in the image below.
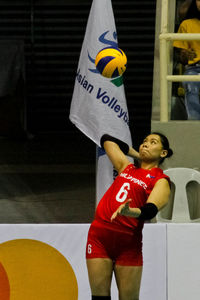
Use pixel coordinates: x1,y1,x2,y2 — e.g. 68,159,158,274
0,239,78,300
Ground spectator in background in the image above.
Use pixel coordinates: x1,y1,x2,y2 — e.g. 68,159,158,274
174,0,200,120
178,0,193,21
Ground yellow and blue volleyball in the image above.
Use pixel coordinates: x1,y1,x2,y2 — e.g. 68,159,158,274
95,47,127,78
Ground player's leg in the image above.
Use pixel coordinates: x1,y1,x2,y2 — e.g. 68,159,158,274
86,258,113,297
114,265,143,300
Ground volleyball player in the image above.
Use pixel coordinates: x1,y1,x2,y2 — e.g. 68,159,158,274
86,132,173,300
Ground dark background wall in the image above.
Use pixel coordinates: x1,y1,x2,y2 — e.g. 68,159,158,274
0,0,156,223
0,0,156,150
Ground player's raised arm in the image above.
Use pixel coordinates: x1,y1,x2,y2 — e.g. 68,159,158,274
100,134,139,174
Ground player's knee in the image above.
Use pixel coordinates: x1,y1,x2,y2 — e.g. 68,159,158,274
91,281,110,296
119,288,139,300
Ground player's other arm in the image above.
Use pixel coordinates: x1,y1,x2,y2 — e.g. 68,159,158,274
146,178,170,210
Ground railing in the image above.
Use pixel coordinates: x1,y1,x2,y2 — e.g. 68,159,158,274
159,0,200,121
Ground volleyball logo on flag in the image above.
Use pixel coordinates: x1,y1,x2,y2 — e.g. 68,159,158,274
88,30,118,73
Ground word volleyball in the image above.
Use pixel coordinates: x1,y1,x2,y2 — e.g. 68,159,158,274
76,69,129,125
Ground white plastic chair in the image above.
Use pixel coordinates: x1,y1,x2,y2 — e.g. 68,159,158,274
156,168,200,223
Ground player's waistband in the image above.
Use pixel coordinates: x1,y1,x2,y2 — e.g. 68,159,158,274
92,218,142,236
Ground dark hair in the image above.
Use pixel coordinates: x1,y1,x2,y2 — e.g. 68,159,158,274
151,132,173,164
184,0,200,20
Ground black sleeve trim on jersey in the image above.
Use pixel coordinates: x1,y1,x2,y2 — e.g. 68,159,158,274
100,134,129,155
138,203,158,220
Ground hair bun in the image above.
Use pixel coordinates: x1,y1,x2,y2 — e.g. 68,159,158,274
167,148,173,158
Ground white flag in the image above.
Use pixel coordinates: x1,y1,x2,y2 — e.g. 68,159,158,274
70,0,132,204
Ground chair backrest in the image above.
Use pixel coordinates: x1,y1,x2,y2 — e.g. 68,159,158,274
156,168,200,223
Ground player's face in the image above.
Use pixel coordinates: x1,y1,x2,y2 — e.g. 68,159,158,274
139,134,167,163
196,0,200,11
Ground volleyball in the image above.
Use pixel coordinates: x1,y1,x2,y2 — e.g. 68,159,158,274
95,47,127,78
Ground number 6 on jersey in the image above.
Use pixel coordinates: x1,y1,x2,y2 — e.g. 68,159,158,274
116,182,130,203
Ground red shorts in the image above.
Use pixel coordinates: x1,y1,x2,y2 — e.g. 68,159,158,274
86,221,143,266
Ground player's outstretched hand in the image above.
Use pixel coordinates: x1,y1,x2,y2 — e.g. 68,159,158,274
111,199,141,221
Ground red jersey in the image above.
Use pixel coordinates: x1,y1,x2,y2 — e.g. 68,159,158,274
95,163,170,232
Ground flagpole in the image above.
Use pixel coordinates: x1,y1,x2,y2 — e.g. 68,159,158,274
70,0,132,207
